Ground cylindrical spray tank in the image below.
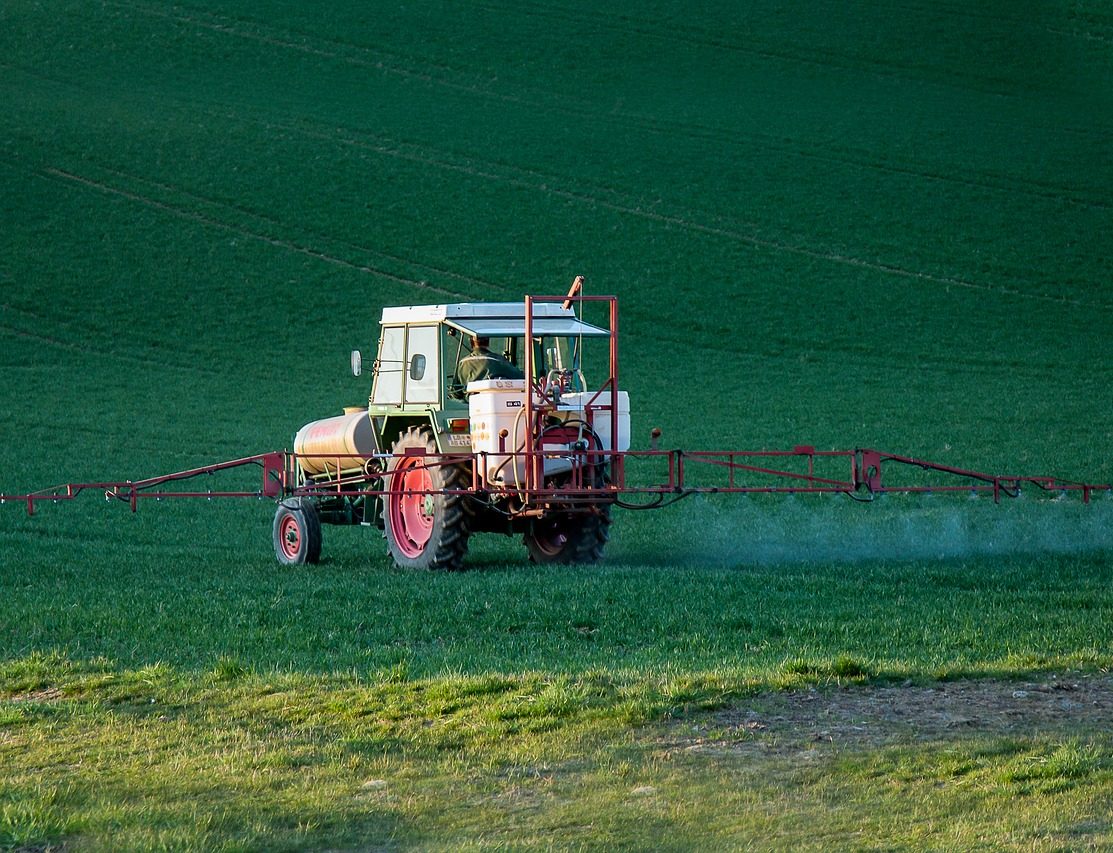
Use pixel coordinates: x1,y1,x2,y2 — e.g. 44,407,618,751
293,409,378,477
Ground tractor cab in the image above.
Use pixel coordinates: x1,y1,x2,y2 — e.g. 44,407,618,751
358,301,612,454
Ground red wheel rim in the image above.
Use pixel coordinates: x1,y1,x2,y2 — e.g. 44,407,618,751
279,513,302,560
389,458,435,558
532,517,570,557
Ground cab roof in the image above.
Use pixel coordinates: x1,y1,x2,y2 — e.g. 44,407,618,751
379,302,610,338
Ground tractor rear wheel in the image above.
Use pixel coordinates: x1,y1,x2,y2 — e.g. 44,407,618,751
273,497,322,565
524,506,611,564
523,468,611,566
384,426,471,570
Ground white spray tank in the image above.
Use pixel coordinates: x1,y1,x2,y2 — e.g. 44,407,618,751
467,379,630,485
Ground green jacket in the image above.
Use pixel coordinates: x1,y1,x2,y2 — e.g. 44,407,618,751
456,348,525,386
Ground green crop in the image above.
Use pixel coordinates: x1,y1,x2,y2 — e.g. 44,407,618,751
2,1,1112,849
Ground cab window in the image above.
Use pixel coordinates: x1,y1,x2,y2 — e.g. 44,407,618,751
371,326,404,405
405,325,440,403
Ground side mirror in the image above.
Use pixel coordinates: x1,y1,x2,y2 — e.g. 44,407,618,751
350,350,362,377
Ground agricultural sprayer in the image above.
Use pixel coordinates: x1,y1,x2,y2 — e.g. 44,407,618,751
3,278,1110,569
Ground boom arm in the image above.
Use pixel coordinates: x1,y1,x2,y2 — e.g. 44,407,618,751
3,445,1109,516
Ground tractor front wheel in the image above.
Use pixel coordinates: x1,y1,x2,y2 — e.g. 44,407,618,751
384,426,471,570
524,506,610,564
273,497,322,565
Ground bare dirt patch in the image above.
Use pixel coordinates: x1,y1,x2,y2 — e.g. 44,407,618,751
7,687,64,703
674,673,1113,756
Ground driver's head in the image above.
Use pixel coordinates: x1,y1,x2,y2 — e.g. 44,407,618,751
473,336,490,350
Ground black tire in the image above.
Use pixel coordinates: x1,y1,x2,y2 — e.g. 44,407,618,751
384,425,471,570
273,498,322,565
523,466,611,564
522,424,612,564
523,504,611,564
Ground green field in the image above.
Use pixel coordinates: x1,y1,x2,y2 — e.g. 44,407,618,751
3,1,1113,849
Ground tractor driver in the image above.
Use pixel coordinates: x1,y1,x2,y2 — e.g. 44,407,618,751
456,335,524,389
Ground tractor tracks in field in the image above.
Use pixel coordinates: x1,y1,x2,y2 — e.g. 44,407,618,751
0,304,223,377
493,0,1113,114
10,14,1109,310
496,0,1113,56
474,0,1032,99
37,166,476,302
101,2,1113,214
100,1,523,105
5,155,491,364
13,159,1109,379
236,117,1109,313
7,73,1107,316
482,1,1113,184
0,122,499,304
52,81,1080,316
21,122,1110,317
1048,27,1113,45
3,132,509,304
47,162,509,299
6,27,1109,315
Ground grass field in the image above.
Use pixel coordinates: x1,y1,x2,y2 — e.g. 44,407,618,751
3,1,1113,849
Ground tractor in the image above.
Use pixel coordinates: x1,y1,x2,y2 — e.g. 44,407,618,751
277,287,630,570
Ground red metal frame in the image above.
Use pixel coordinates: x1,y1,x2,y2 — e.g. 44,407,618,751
2,293,1109,516
523,293,622,497
3,446,1109,517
